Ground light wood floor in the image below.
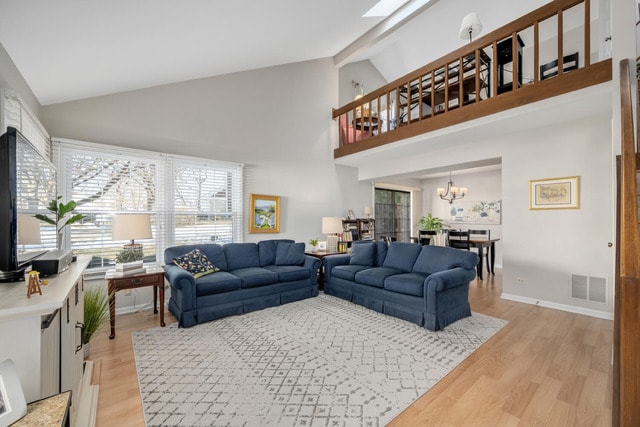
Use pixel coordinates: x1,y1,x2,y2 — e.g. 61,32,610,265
90,270,613,426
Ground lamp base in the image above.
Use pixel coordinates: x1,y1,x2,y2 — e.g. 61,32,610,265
327,235,338,253
118,243,144,263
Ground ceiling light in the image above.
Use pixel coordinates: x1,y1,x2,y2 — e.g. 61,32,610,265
363,0,411,17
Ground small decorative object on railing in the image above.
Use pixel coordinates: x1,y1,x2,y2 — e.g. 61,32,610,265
437,172,467,204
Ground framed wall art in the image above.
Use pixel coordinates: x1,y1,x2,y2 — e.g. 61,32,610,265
529,176,579,210
249,194,280,233
448,200,502,224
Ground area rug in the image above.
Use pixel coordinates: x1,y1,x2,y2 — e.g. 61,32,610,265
132,294,507,427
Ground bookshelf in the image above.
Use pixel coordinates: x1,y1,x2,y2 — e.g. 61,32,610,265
339,218,375,250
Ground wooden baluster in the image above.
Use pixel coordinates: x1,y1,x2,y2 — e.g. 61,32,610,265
558,9,564,78
512,32,519,91
534,21,540,83
430,70,435,116
458,57,464,108
492,41,498,97
584,0,590,67
474,49,480,103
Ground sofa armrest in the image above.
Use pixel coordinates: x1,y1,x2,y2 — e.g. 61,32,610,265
322,254,351,283
304,255,321,286
164,264,195,290
424,267,476,294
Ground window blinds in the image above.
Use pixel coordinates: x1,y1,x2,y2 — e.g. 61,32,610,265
52,138,243,270
1,88,51,160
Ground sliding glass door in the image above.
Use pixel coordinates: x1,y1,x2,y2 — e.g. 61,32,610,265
374,188,411,242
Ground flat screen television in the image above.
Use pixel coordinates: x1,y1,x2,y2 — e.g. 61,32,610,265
0,126,57,281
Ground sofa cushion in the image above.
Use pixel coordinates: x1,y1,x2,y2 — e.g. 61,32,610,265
383,273,427,297
355,267,403,288
172,248,220,278
195,271,242,296
264,265,310,282
232,267,278,288
332,264,371,281
374,241,388,267
412,245,479,275
275,242,305,266
382,242,422,272
258,239,295,266
224,243,261,270
349,242,376,266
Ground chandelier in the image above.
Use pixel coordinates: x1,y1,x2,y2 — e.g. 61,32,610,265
437,172,467,204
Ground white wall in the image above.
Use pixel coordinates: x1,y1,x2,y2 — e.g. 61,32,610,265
41,58,373,244
0,42,41,117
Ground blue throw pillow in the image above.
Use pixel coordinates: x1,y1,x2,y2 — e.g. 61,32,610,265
349,242,375,266
275,242,305,266
173,248,220,278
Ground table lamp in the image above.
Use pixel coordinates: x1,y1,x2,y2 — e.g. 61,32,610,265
322,217,343,252
112,213,152,262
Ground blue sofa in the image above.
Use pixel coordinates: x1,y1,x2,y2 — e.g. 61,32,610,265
323,241,479,331
164,239,320,327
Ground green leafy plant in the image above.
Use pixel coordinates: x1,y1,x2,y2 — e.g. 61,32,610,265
115,249,143,263
416,213,446,232
34,196,85,232
82,287,110,345
309,238,319,246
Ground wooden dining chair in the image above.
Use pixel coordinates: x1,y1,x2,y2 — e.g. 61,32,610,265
418,230,437,245
468,229,490,273
448,230,470,250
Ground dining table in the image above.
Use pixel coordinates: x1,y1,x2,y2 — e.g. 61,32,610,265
469,238,500,280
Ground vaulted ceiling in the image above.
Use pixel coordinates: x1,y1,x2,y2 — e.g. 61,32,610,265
0,0,551,106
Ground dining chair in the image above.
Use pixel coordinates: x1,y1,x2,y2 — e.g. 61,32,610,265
418,230,437,245
468,229,490,273
448,230,470,250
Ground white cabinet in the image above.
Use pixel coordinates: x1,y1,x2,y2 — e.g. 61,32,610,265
0,255,90,424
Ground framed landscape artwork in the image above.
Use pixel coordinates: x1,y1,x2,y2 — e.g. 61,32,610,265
448,200,501,224
249,194,280,233
529,176,579,210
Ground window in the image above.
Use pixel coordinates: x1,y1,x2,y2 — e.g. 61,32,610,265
53,139,243,270
374,188,411,242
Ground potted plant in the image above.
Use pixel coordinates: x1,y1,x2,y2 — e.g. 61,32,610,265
82,287,110,358
309,238,319,253
416,213,445,232
34,196,85,249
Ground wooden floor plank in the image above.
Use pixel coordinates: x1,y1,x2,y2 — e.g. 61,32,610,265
89,270,613,426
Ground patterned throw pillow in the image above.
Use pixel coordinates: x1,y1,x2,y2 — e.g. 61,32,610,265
173,249,220,278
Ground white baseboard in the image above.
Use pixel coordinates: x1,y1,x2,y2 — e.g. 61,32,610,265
501,293,613,320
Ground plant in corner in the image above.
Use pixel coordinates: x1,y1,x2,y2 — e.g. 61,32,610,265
416,213,446,232
34,196,86,248
82,287,110,357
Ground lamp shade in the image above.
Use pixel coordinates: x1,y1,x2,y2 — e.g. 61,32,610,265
458,12,482,41
112,213,152,241
17,214,42,245
364,206,372,216
321,217,343,234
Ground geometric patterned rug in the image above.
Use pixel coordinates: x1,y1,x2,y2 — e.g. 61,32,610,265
132,294,507,427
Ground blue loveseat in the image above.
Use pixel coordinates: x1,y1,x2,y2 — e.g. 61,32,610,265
164,239,320,327
323,241,479,331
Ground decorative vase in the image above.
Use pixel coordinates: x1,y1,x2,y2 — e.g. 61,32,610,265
311,246,318,253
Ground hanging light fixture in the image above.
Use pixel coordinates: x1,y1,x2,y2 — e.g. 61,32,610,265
458,12,482,43
437,172,467,204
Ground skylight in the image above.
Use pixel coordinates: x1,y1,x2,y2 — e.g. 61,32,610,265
363,0,411,17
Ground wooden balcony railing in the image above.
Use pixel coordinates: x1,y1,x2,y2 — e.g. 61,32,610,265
332,0,612,159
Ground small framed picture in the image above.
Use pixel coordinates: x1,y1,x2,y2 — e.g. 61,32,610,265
347,210,356,220
529,176,579,210
0,359,27,426
249,194,281,233
318,241,327,251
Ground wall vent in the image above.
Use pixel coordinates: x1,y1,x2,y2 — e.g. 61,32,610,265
570,274,607,304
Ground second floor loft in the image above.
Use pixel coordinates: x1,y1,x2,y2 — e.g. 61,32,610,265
332,0,613,160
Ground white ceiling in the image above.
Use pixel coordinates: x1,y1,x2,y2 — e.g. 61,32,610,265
0,0,398,105
1,0,555,107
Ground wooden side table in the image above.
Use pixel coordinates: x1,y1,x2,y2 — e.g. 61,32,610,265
106,268,166,339
305,251,347,289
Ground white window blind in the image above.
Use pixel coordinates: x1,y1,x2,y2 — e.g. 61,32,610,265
1,88,51,160
52,139,243,270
